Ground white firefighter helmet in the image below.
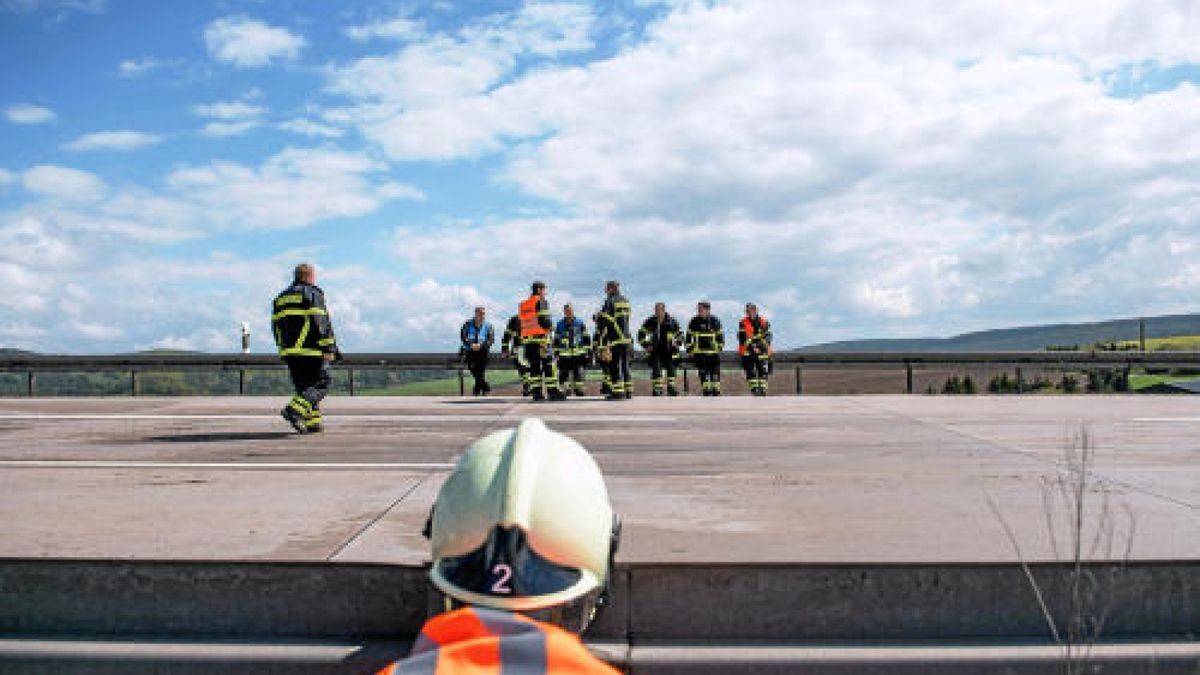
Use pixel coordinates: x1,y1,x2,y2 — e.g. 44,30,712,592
427,418,619,624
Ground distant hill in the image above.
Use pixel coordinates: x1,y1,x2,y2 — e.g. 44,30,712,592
798,313,1200,353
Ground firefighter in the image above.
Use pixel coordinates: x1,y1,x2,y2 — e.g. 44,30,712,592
638,302,683,396
271,263,339,433
738,302,774,396
594,280,632,400
500,313,531,396
460,306,495,396
375,418,621,674
686,301,724,396
555,303,591,396
519,281,566,401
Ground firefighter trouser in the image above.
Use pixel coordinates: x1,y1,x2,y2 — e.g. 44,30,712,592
465,350,490,395
522,341,560,397
647,351,678,394
693,354,721,395
558,356,586,394
606,345,631,395
742,354,769,393
510,350,530,391
285,356,331,429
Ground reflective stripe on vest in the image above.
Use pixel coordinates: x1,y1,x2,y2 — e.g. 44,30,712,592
519,296,548,338
739,317,769,356
382,607,619,674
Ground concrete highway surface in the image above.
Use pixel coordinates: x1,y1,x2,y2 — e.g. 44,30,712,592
0,394,1197,673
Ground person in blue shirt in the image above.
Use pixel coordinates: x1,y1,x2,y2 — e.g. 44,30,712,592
460,306,495,396
555,304,592,396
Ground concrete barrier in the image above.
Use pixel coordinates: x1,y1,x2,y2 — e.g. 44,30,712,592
2,559,1197,673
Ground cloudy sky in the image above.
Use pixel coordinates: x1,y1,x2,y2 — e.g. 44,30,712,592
1,0,1198,353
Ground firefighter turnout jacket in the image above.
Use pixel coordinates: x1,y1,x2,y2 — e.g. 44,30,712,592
738,316,773,356
502,315,522,352
687,315,724,355
595,293,632,348
272,282,337,358
638,314,683,357
556,317,592,358
377,607,619,674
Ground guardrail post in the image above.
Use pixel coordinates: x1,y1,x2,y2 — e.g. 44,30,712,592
348,368,356,397
131,370,138,397
794,366,802,395
1016,367,1024,394
458,368,465,397
682,367,689,394
239,368,246,396
905,362,913,394
27,371,34,397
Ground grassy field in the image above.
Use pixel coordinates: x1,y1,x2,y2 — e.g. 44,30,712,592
1115,335,1200,351
1127,372,1200,391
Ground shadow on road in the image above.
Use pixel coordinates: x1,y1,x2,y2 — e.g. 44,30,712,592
146,431,297,443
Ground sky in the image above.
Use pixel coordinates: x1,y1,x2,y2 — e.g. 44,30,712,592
1,0,1198,353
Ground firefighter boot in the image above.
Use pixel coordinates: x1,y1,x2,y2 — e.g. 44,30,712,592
281,396,311,434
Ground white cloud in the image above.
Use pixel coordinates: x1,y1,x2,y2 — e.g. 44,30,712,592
192,100,266,137
203,16,305,67
193,100,266,120
344,16,421,42
317,0,1200,344
326,1,595,118
22,165,106,202
70,320,123,341
162,147,423,229
116,57,162,77
4,103,56,125
0,168,13,189
278,118,344,138
199,120,261,138
63,130,163,152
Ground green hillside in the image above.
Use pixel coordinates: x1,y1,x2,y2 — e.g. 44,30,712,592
799,313,1200,353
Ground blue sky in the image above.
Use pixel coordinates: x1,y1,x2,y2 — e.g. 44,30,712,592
1,0,1199,353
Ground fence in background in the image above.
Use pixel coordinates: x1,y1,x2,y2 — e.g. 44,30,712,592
0,351,1197,397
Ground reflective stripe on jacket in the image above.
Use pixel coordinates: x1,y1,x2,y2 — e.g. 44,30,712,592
378,607,619,675
519,295,552,341
638,315,681,354
738,316,773,357
555,318,591,357
272,282,337,358
595,294,631,347
687,315,724,355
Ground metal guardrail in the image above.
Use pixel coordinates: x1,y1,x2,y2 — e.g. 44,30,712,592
0,351,1197,397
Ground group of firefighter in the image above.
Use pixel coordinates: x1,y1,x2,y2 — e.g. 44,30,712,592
462,279,775,401
271,264,779,435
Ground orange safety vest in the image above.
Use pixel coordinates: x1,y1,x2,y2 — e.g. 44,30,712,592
739,316,773,356
519,295,549,338
377,606,620,675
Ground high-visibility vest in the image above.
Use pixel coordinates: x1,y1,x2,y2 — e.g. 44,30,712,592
739,316,772,356
377,607,619,674
519,296,549,338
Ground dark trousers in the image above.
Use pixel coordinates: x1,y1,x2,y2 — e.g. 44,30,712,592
522,342,559,397
285,357,331,423
742,354,769,392
558,356,586,393
647,352,678,393
693,354,721,394
465,350,490,395
606,345,631,395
